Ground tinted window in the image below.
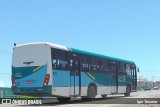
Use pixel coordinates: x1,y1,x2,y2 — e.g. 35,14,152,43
90,57,99,72
110,60,116,71
119,63,125,73
81,55,88,71
51,48,69,70
126,64,131,75
101,59,110,72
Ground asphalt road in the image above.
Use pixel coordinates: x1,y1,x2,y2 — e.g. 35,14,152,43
1,89,160,107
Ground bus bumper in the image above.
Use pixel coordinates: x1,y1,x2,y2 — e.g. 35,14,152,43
12,85,52,96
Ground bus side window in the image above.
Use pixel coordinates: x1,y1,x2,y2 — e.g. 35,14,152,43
98,59,102,72
101,59,109,72
126,64,131,75
57,60,68,70
51,49,57,69
87,57,91,71
81,55,88,71
110,61,116,71
52,59,57,69
90,57,98,72
119,63,125,73
51,49,69,70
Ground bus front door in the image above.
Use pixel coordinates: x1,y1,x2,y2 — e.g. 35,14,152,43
70,58,80,96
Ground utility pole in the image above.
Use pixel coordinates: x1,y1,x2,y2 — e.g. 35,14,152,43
139,76,143,87
152,76,156,89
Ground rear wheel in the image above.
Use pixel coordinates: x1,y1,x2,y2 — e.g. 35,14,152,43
101,94,107,98
87,85,97,99
81,96,88,101
81,84,97,101
57,97,71,103
124,85,131,96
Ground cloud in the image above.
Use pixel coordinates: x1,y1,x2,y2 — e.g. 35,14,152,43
0,81,5,87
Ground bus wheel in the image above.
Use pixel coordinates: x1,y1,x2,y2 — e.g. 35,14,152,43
101,94,107,98
81,96,89,101
57,97,71,103
87,85,97,99
124,85,131,96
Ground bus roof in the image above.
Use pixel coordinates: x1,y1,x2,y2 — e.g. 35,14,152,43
69,48,135,64
14,42,69,51
14,42,135,64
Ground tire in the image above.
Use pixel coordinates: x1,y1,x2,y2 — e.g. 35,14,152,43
101,94,107,98
87,85,97,99
81,96,89,101
57,97,71,103
124,85,131,96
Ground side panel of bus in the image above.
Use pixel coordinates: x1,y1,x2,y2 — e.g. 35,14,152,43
51,50,81,97
51,48,70,97
50,47,135,97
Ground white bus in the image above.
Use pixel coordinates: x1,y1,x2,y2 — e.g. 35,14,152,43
12,42,138,102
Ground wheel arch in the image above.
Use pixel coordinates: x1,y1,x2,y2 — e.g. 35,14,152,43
126,83,131,92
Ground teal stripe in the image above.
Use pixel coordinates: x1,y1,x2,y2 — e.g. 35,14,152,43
12,66,38,80
70,48,135,64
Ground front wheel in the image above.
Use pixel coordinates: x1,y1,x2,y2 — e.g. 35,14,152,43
124,85,131,96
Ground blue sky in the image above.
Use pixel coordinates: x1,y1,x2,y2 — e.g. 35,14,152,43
1,0,160,87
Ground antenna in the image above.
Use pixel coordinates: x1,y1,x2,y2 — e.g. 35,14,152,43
14,43,16,47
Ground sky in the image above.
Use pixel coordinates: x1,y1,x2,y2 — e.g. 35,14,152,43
1,0,160,87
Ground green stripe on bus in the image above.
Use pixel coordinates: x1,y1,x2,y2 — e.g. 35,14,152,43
87,72,96,80
32,65,42,72
67,47,72,52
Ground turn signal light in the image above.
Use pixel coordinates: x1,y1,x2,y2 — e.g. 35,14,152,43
43,74,50,87
11,76,16,87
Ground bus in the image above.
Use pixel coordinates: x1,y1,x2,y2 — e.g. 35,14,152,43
11,42,138,102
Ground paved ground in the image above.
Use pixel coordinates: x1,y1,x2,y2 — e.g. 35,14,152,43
0,89,160,107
